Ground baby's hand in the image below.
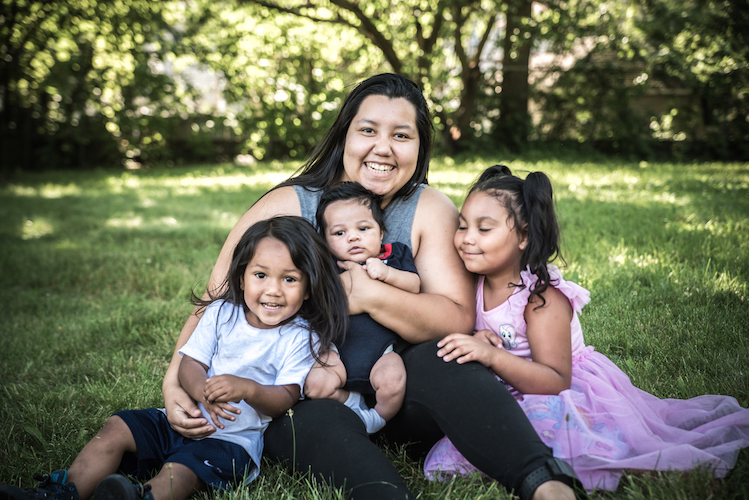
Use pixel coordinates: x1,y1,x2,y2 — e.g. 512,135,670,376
364,257,389,282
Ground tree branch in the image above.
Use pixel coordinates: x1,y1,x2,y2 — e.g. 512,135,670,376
422,0,448,56
450,5,466,70
329,0,402,73
473,10,499,67
239,0,403,74
238,0,358,30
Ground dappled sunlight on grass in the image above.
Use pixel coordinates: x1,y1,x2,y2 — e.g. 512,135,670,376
105,171,292,196
553,172,692,207
106,215,145,228
667,214,749,238
102,212,239,232
105,215,181,229
21,217,55,240
9,183,83,198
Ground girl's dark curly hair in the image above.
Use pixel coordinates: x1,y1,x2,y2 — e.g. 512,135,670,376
192,216,348,360
468,165,564,308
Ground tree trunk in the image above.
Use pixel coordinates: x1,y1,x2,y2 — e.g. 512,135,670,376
495,0,532,152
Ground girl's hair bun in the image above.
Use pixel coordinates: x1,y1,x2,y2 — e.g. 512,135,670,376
476,164,513,184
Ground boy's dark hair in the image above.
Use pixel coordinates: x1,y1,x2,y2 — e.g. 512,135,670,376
276,73,433,201
192,216,348,357
316,182,386,236
468,165,564,308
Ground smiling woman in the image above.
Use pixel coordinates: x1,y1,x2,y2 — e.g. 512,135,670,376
341,95,420,207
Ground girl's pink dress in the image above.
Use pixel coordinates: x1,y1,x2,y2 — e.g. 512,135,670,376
424,266,749,491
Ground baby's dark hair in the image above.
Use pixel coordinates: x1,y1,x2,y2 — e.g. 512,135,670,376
192,216,348,358
468,165,564,307
315,182,387,235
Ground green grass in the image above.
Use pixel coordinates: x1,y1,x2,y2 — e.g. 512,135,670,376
1,155,748,499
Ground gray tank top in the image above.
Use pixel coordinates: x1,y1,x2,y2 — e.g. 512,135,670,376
294,184,426,252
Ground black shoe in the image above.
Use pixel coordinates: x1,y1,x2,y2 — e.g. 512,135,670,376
93,475,153,500
0,470,79,500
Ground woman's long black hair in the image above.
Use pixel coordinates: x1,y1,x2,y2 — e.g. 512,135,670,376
468,165,564,307
276,73,433,200
192,216,348,359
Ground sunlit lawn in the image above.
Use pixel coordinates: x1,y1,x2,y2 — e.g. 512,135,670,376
1,154,748,499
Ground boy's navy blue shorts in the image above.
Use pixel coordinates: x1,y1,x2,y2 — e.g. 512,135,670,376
115,408,254,491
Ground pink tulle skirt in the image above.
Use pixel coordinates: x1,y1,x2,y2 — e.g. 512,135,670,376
424,346,749,491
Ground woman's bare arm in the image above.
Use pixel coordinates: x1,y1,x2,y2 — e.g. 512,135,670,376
342,187,475,343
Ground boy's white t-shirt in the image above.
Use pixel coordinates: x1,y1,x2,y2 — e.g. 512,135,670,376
178,300,319,482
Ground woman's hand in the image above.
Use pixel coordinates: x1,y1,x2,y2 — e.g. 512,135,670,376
304,350,347,401
337,260,377,315
163,383,217,439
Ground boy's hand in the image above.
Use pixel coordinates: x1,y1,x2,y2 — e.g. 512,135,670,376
205,374,257,404
364,257,390,282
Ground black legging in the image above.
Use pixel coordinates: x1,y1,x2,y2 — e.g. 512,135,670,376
264,339,554,499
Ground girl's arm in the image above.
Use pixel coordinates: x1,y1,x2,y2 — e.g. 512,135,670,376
437,286,573,396
341,187,476,342
164,186,301,437
179,355,242,429
520,286,573,394
204,374,301,418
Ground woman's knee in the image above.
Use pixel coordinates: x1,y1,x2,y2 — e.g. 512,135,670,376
401,340,463,386
264,399,367,465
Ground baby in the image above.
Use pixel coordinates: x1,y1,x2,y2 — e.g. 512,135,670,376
305,182,420,433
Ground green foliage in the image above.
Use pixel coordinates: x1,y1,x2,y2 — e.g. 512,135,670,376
232,0,507,152
178,1,380,161
1,158,748,498
2,0,748,172
0,0,181,170
534,0,749,159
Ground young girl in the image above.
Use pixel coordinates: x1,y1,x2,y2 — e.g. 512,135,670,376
1,216,347,500
424,165,749,492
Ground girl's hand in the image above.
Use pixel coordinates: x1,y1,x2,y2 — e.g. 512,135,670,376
436,333,498,367
202,399,240,430
475,328,502,347
204,374,254,405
